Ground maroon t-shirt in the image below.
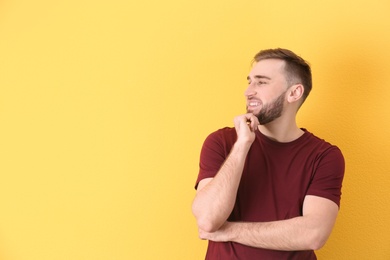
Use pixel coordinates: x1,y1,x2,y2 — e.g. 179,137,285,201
195,127,345,260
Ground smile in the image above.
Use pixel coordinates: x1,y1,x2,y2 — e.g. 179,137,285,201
248,101,260,107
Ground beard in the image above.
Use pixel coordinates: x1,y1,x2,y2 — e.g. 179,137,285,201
248,91,286,125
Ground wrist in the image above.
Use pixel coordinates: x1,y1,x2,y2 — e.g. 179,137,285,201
223,222,238,242
234,138,253,152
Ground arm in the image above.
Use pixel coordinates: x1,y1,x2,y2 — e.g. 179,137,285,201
199,195,339,251
192,114,259,233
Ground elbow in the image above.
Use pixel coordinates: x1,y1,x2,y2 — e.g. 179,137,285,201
306,231,330,251
192,204,221,233
308,239,326,251
192,194,228,233
196,217,221,233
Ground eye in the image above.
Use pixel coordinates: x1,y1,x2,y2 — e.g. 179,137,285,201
256,81,266,86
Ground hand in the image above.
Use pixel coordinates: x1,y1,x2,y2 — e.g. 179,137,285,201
233,113,259,144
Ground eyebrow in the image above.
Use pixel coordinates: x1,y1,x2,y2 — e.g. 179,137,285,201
247,75,272,81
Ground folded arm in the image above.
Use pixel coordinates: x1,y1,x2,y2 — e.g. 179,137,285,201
192,114,259,232
198,195,339,251
191,141,250,232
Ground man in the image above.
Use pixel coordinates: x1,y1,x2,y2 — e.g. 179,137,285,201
192,48,345,259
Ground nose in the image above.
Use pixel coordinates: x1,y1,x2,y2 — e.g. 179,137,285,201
244,83,257,97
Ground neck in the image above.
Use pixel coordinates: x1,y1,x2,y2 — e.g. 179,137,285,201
258,117,304,143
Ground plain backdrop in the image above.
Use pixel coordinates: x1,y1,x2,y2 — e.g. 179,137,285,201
0,0,389,259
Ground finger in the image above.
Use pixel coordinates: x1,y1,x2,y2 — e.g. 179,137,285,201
242,115,253,131
248,115,259,132
246,120,253,131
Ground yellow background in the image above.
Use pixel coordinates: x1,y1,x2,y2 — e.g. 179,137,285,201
0,0,389,259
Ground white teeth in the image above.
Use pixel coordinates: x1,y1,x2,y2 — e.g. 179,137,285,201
249,102,259,106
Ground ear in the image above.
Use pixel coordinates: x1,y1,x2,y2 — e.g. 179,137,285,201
287,84,304,104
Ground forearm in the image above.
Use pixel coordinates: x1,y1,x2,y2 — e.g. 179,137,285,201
199,196,339,251
226,218,324,251
192,141,251,232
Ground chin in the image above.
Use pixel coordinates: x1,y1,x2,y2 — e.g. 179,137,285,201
246,108,259,115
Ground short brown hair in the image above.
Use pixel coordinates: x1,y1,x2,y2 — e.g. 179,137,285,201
253,48,312,103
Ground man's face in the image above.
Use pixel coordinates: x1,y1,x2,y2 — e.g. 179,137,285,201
245,59,289,125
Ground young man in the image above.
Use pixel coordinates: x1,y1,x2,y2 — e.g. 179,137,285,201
192,48,345,259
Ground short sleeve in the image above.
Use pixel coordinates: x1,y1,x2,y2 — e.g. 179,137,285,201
307,146,345,207
194,128,235,189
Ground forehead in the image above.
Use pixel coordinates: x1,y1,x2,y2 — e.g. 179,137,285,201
249,59,286,79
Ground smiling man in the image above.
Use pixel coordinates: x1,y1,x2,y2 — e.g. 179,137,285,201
192,48,345,259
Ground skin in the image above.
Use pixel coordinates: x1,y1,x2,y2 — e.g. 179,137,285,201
191,59,339,251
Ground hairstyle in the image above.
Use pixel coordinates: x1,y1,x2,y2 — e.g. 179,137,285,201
253,48,312,103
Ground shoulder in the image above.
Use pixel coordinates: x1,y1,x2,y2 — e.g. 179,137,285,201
303,130,345,174
204,127,236,144
201,127,237,155
207,127,236,139
303,130,343,155
198,127,237,178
